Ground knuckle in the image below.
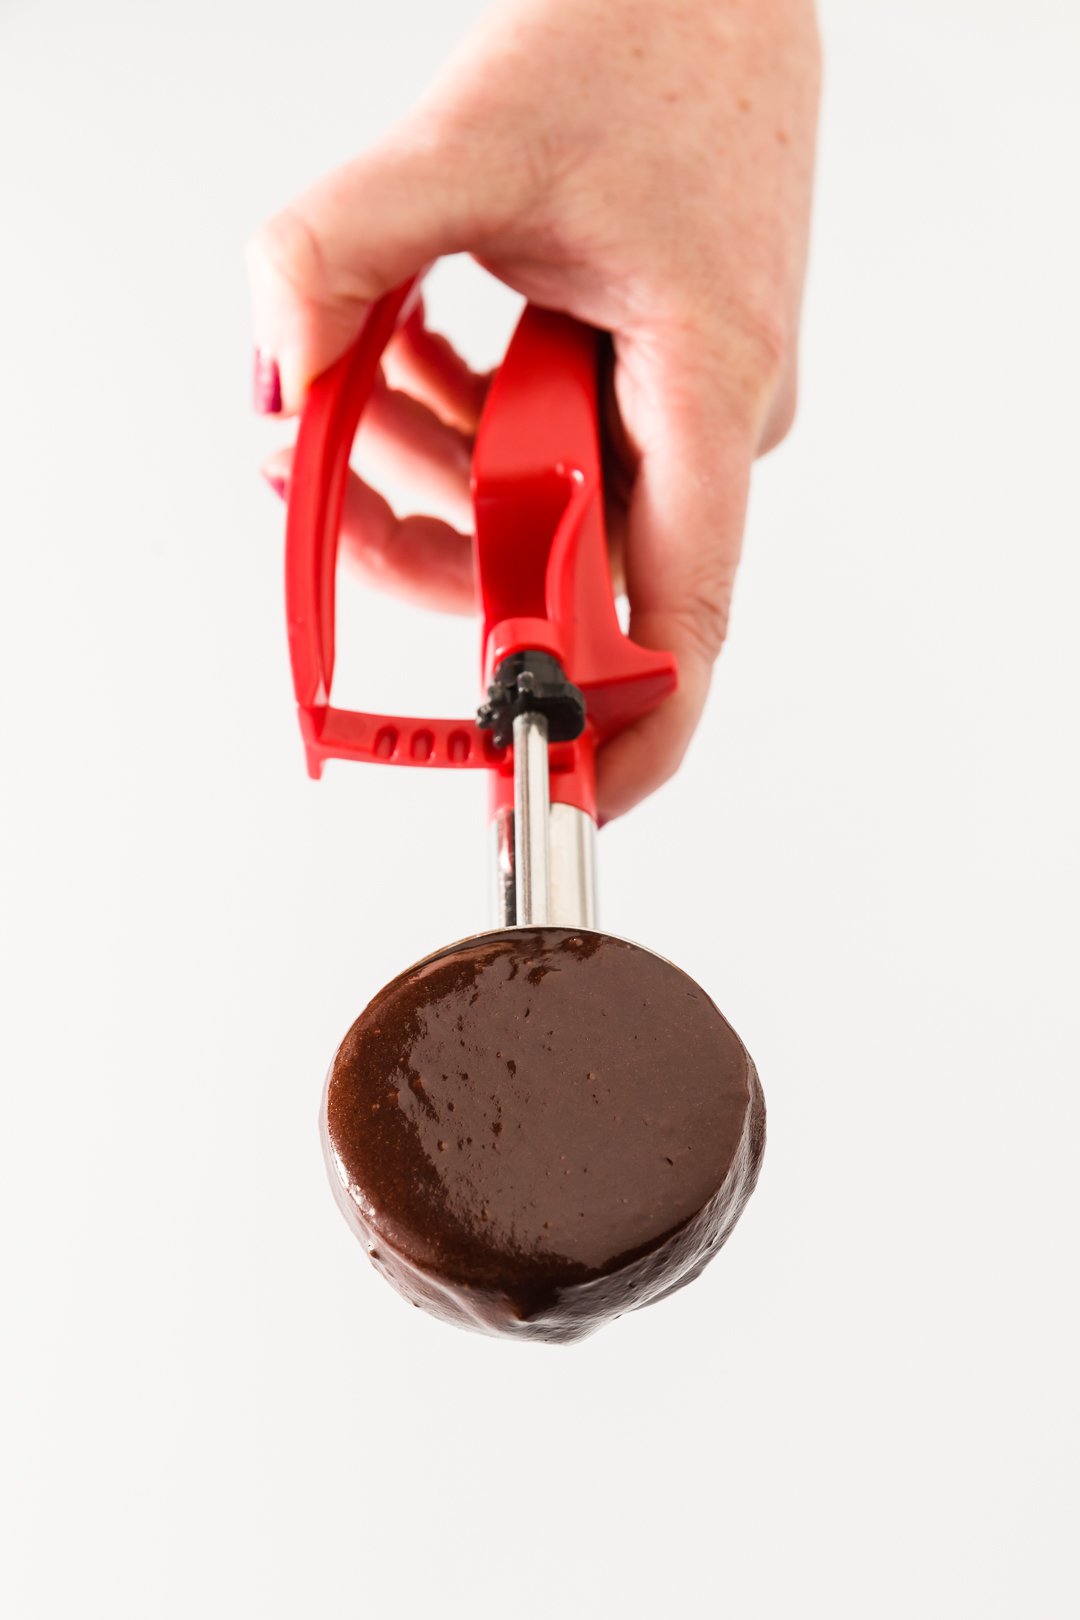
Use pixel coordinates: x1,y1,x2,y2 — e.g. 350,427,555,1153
673,580,733,667
713,306,791,424
759,367,799,454
662,294,795,444
249,207,328,301
250,203,376,320
733,306,791,387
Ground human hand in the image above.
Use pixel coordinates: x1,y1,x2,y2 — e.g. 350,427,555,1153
249,0,820,820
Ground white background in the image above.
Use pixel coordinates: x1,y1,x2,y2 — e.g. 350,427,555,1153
2,2,1077,1616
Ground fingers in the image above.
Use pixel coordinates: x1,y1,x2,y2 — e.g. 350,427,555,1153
248,134,455,411
362,374,475,530
262,449,475,616
596,324,764,822
248,120,521,414
384,301,492,434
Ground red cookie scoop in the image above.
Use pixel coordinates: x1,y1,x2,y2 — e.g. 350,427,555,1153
281,271,763,1339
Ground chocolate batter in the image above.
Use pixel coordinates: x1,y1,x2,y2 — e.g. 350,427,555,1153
323,927,764,1342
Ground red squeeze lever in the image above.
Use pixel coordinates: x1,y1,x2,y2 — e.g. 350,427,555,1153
285,273,677,823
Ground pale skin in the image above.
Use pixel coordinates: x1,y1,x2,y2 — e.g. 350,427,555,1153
249,0,820,821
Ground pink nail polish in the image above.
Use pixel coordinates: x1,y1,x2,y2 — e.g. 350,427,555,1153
262,470,287,500
253,349,282,414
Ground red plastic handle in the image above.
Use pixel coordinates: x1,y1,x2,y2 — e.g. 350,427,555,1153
284,277,497,778
284,274,677,816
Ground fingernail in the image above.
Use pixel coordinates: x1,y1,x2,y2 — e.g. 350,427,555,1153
253,348,282,414
261,469,287,500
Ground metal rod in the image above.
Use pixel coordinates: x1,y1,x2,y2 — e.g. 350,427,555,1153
549,802,597,929
494,807,517,928
493,804,598,930
512,711,551,925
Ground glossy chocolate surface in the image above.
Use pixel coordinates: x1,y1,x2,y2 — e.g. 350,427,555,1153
323,928,764,1341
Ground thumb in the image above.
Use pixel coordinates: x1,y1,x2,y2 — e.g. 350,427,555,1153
248,119,509,413
596,324,771,820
